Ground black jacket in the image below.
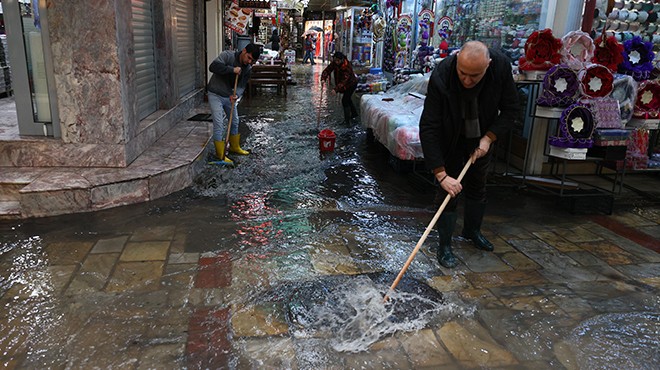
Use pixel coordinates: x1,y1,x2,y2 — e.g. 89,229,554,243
419,48,520,172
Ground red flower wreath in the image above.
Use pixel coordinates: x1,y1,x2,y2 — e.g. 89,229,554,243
579,64,614,98
518,29,563,71
592,36,624,73
633,81,660,119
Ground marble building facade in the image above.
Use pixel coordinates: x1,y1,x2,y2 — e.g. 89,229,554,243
0,0,212,219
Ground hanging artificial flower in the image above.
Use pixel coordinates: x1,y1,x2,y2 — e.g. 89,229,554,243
619,36,655,81
592,35,624,73
519,28,562,71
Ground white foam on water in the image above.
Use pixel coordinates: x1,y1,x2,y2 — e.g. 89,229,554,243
304,276,470,353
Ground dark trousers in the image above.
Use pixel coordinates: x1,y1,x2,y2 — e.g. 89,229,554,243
342,84,358,123
435,137,492,212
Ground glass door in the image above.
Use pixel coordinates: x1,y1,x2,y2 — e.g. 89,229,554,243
3,0,59,137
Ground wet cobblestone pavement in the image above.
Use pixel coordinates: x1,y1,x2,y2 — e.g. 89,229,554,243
1,63,660,369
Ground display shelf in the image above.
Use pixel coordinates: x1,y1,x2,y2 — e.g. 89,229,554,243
346,7,372,67
535,106,564,118
514,100,626,214
591,0,660,47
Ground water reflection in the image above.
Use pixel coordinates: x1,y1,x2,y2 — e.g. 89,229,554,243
0,64,658,368
566,312,660,370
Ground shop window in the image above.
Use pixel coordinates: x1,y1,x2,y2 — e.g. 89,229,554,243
434,0,544,62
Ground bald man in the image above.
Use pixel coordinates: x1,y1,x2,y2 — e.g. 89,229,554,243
419,41,520,268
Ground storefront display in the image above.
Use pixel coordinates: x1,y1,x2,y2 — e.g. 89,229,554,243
356,0,659,179
351,7,373,67
356,70,389,93
518,28,562,74
395,14,413,68
592,0,660,53
413,8,435,71
382,17,398,72
433,0,543,59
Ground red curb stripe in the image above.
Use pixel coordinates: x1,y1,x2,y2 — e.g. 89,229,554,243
589,215,660,253
195,251,232,288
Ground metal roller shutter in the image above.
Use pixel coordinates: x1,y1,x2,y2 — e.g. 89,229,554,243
132,0,158,120
175,0,195,98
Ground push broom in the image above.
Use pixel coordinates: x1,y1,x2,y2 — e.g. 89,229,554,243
383,156,475,302
317,81,324,130
209,74,239,166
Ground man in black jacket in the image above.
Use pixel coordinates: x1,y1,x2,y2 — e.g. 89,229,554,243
419,41,520,268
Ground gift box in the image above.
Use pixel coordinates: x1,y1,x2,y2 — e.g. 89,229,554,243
587,145,627,160
549,146,588,160
625,128,650,169
593,128,630,145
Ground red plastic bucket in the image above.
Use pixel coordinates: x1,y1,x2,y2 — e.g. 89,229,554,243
318,129,336,152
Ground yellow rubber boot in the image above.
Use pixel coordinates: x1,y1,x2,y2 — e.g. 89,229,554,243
213,140,233,165
229,134,250,155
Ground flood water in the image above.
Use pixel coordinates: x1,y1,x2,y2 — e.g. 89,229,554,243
1,64,659,369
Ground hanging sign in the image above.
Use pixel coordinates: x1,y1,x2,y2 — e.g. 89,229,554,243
226,1,252,34
276,0,296,10
238,0,271,9
254,9,275,18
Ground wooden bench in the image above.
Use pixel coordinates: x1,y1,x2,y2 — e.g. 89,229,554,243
247,63,288,97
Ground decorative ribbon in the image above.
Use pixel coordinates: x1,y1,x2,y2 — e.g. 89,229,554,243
548,103,595,148
633,80,660,119
578,64,614,98
592,35,624,73
619,35,656,81
560,30,595,70
518,28,562,71
537,64,580,107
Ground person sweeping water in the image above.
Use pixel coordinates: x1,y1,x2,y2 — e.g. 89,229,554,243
207,43,261,165
419,41,520,268
321,52,358,125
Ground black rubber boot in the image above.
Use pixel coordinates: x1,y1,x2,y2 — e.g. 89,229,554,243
343,105,352,125
461,199,494,251
436,212,458,268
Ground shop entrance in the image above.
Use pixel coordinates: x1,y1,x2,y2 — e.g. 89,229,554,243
1,0,59,137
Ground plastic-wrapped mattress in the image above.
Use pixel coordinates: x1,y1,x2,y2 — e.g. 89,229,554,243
360,74,430,160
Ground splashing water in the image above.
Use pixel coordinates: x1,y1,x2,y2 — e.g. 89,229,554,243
263,274,474,353
324,278,443,353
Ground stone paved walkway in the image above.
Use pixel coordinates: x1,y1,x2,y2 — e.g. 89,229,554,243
1,63,659,369
1,199,658,369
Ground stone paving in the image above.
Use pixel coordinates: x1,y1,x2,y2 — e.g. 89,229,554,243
1,201,658,369
1,63,659,369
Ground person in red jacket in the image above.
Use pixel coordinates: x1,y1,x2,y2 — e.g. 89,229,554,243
321,52,359,124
